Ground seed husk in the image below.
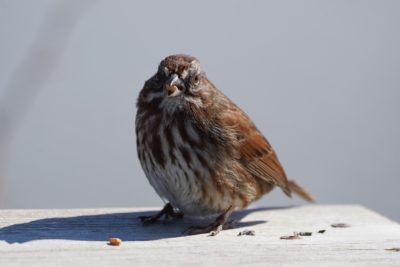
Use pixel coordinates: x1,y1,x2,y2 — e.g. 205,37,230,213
331,223,350,228
237,229,255,236
280,232,301,240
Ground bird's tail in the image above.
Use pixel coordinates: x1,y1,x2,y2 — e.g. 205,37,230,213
287,180,315,202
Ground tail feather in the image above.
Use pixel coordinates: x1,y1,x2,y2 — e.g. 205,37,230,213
286,180,315,202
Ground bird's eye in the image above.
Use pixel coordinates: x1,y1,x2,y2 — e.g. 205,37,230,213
192,75,200,86
155,67,166,81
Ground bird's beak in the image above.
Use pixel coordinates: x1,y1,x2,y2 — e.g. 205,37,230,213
165,74,182,97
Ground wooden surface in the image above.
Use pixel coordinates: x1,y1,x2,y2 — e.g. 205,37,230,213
0,205,399,266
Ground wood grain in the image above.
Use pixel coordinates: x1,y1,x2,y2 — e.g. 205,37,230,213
0,205,399,266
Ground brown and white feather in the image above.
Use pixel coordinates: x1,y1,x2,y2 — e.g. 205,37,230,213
135,54,314,217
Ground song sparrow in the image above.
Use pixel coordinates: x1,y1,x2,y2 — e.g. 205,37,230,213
135,54,314,235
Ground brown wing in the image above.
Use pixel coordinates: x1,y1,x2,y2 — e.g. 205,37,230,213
221,107,292,196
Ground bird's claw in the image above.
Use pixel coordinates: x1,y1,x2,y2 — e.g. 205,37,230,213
183,220,236,236
138,203,183,225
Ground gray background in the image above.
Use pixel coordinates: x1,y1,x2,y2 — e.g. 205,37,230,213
0,0,399,221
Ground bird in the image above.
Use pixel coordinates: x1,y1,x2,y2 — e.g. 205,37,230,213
135,54,314,235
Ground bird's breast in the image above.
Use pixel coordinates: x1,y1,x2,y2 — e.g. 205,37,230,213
136,109,257,216
136,112,224,215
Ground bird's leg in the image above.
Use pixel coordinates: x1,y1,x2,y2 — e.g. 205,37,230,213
138,203,184,224
184,206,234,236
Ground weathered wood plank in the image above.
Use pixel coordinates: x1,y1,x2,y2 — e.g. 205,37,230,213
0,205,399,266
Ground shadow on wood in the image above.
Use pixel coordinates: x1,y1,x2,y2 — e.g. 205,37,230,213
0,206,292,243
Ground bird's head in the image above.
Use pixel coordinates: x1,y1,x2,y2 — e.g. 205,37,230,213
158,54,203,98
138,54,214,115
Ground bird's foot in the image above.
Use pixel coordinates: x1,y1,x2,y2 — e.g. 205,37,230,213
138,203,184,224
183,206,234,236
